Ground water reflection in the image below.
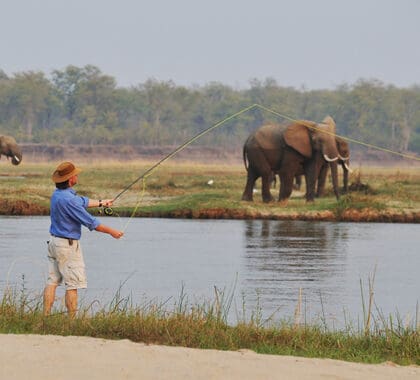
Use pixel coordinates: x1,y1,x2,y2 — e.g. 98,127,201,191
0,217,418,326
242,220,349,316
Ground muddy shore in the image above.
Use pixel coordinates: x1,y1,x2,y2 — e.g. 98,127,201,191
1,199,419,223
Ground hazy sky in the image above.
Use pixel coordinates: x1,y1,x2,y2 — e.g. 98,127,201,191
2,0,419,89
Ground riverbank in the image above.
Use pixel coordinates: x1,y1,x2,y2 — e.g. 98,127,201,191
1,161,419,222
1,334,419,380
2,285,419,367
1,199,420,222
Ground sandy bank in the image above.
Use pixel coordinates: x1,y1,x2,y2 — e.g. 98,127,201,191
0,334,419,380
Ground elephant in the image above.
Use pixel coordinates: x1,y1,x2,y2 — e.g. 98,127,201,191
316,137,350,196
0,135,23,165
292,136,350,197
241,116,340,204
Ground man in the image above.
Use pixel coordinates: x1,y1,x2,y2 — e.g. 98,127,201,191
43,161,124,318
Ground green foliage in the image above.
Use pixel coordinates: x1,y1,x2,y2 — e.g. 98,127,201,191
333,194,387,217
1,65,420,155
1,286,419,365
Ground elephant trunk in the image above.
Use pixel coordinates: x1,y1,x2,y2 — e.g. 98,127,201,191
342,160,350,193
343,161,352,173
12,154,22,165
10,148,23,165
330,161,340,200
243,145,249,170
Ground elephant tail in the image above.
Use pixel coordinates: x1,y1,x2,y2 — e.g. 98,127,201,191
243,144,249,170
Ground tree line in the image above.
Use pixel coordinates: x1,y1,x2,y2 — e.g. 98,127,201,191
1,65,419,155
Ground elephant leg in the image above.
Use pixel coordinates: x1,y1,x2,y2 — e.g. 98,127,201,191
270,172,277,189
341,162,349,194
305,173,316,202
278,173,294,203
261,172,274,203
242,171,258,201
277,153,303,204
316,164,328,197
304,161,318,202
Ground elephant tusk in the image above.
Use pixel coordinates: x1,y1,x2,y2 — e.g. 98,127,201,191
323,154,338,162
14,155,20,163
344,162,353,173
338,154,350,161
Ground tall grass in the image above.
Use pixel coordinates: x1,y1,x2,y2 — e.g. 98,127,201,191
1,283,418,365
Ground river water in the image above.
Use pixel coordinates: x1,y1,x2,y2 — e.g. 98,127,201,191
0,216,418,328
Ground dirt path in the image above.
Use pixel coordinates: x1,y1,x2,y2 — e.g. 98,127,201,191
1,334,419,380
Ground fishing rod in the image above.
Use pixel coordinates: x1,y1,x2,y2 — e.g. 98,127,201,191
102,104,259,215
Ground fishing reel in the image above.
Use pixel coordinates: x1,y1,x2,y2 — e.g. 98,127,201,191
98,207,114,216
104,207,114,216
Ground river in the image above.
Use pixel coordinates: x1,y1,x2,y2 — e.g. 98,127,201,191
0,216,418,328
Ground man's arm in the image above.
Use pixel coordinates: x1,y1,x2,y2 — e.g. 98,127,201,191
88,199,114,208
95,224,124,239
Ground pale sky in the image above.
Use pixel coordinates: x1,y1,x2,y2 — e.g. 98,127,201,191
1,0,419,89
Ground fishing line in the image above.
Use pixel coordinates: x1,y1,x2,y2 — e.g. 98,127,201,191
104,104,258,230
105,103,420,227
256,104,420,162
112,103,259,203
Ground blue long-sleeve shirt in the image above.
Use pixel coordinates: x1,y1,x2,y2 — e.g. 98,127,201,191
49,188,100,240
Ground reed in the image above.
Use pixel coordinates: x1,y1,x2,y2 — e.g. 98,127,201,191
1,284,418,365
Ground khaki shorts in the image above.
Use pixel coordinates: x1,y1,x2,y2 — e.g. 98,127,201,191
47,236,87,290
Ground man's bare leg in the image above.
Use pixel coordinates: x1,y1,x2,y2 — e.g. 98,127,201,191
65,289,78,319
43,284,57,316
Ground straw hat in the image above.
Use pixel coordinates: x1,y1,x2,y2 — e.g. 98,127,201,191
52,161,82,183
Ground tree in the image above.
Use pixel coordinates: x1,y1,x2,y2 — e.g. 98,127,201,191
8,71,52,140
52,65,118,142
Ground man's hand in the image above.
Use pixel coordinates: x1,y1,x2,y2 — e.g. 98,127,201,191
89,199,116,208
110,229,124,239
101,199,114,207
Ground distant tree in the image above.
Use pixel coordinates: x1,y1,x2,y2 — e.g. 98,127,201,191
51,65,86,120
391,87,420,152
136,79,183,145
7,71,53,140
52,65,118,143
0,65,419,157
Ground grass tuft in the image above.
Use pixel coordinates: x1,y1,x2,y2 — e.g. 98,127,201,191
1,285,418,365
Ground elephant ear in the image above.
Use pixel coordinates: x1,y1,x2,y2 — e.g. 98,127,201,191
322,116,336,130
284,121,314,158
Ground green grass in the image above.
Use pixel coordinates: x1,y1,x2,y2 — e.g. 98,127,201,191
1,161,420,220
1,285,418,365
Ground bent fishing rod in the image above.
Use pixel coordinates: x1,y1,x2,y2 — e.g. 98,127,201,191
102,104,259,215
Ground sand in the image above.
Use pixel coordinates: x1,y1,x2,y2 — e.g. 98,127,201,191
0,334,419,380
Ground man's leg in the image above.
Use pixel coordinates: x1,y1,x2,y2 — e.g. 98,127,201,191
43,284,57,316
65,289,78,318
